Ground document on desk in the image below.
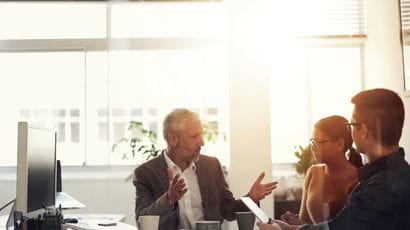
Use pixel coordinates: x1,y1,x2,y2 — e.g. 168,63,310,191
64,222,100,230
64,222,119,230
63,214,125,230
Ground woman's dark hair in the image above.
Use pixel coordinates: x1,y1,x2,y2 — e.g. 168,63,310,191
315,115,363,168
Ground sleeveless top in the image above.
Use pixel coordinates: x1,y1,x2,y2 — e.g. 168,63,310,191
299,164,358,224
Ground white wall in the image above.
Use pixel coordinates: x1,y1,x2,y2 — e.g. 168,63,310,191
364,0,410,161
227,0,274,223
364,0,404,90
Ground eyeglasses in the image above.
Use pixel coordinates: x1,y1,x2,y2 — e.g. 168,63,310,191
310,138,334,147
346,122,362,131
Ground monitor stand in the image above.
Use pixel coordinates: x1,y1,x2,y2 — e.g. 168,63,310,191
55,160,86,209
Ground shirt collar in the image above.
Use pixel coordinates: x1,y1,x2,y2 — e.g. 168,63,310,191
358,147,405,182
164,150,197,173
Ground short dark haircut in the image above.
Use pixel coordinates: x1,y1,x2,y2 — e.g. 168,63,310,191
351,88,405,146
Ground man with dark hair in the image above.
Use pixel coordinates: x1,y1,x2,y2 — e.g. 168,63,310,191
258,88,410,230
351,88,405,148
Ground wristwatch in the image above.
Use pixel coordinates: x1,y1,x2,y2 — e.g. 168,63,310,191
170,202,178,211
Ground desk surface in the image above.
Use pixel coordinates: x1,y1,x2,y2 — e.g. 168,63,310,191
64,222,136,230
0,215,7,230
0,214,137,230
64,214,136,230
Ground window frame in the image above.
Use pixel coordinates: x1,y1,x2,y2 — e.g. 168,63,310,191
0,1,226,167
271,36,366,172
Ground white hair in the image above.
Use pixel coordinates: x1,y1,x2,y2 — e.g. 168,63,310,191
162,108,200,140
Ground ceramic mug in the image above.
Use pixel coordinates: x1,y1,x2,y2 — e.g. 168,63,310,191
138,215,159,230
236,211,256,230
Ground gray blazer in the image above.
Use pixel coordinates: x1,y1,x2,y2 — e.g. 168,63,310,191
133,153,248,230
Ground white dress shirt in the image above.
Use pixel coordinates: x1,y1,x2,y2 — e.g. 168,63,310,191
164,153,205,229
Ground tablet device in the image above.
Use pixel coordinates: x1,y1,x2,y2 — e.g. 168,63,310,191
239,197,270,224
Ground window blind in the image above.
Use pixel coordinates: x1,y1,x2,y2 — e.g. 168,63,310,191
293,0,365,37
401,0,410,33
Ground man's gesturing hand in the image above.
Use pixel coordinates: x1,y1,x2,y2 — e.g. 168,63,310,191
167,168,188,204
249,172,278,202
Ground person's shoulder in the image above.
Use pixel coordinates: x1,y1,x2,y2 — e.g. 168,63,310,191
387,161,410,192
395,158,410,175
305,164,326,179
134,154,163,174
198,154,218,163
198,154,221,169
307,164,326,174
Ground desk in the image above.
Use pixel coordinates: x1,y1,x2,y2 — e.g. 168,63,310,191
0,214,137,230
0,215,7,230
64,222,136,230
63,214,136,230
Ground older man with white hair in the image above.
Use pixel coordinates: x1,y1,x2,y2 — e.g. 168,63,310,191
134,108,277,230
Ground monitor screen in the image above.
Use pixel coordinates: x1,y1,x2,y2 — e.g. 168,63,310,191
15,122,57,218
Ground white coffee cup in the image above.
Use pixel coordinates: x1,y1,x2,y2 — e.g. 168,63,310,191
138,215,159,230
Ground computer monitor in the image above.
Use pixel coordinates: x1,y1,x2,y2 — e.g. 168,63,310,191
56,160,62,193
15,122,57,218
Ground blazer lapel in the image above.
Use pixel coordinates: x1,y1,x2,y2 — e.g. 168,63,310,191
155,152,170,190
196,157,209,206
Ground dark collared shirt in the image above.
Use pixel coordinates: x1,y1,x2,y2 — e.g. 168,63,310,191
300,148,410,230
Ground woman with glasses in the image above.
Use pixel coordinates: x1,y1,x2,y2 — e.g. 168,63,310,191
281,115,363,225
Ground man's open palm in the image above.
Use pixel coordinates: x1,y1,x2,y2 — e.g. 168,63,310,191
249,172,278,202
167,168,188,204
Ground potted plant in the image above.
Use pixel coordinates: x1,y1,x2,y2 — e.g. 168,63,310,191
294,143,316,177
111,121,160,162
111,120,225,180
275,143,315,201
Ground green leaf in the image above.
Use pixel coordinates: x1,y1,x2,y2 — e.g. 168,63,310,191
111,137,129,152
142,150,151,154
124,174,133,182
137,145,146,152
149,131,157,139
155,149,161,156
294,143,315,176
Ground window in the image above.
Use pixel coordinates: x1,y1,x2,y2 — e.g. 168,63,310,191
282,0,365,37
400,0,410,91
111,2,225,38
0,1,229,166
270,0,365,163
0,52,86,165
87,48,228,166
0,3,106,39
